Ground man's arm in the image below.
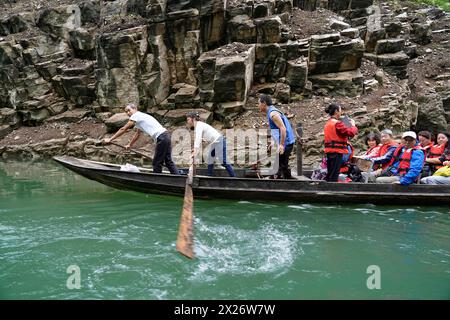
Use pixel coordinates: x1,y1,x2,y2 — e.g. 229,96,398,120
426,157,442,164
270,111,286,154
125,130,141,150
103,120,135,143
370,146,396,164
192,125,203,158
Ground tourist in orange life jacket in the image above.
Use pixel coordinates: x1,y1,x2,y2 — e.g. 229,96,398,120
361,129,399,183
363,129,398,168
418,131,433,155
323,103,358,182
422,132,449,176
421,137,450,185
363,132,381,158
375,131,425,185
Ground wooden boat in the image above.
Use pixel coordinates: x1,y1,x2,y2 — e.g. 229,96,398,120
53,155,450,205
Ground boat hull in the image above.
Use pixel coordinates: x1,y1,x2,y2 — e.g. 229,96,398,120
53,156,450,206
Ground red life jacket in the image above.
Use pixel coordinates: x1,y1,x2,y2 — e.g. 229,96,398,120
429,144,447,169
428,144,445,158
365,144,381,157
420,142,433,155
377,140,399,170
395,146,423,177
324,118,348,154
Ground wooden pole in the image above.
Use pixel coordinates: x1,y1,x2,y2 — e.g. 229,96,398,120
176,159,195,259
108,141,152,160
296,122,303,176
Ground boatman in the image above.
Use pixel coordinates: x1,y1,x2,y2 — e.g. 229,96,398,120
186,111,235,177
103,103,179,175
258,94,296,179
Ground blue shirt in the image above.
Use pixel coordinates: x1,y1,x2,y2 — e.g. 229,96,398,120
388,144,425,185
399,147,424,185
267,106,295,146
342,145,353,164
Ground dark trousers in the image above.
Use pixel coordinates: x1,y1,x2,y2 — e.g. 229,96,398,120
326,152,343,182
207,137,235,177
153,131,179,174
276,143,294,179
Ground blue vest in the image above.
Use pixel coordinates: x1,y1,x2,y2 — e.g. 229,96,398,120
267,106,295,146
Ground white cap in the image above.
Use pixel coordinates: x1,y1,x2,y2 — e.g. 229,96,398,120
402,131,417,139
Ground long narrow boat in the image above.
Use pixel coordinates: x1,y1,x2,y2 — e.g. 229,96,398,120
53,155,450,205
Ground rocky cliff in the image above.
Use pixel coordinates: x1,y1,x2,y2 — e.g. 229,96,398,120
0,0,449,167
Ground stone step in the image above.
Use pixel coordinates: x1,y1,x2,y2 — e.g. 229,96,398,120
40,51,69,63
34,60,59,81
157,108,212,126
374,38,405,55
57,61,95,77
0,124,13,140
435,74,450,81
308,69,364,97
376,51,409,67
0,108,21,127
45,109,92,123
174,85,198,104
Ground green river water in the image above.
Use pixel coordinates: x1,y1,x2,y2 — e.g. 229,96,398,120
0,160,449,299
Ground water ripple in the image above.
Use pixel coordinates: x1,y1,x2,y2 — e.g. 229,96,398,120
190,219,300,281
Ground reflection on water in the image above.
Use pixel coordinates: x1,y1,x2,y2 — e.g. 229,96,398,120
0,160,449,299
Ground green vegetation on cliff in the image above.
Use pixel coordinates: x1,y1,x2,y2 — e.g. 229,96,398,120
411,0,450,11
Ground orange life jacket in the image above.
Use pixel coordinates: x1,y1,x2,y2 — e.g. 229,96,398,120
428,144,446,169
395,146,423,177
420,142,433,155
365,144,381,157
324,118,348,154
428,144,445,158
377,140,399,170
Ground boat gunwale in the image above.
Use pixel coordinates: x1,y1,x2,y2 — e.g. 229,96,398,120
53,156,450,192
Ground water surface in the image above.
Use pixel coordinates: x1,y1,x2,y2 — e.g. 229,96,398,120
0,160,449,299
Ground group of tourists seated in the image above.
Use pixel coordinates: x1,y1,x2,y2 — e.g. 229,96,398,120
359,129,450,185
316,121,450,185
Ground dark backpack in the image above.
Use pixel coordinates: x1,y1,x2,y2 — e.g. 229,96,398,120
347,164,364,182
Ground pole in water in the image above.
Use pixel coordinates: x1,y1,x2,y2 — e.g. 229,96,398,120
176,162,195,259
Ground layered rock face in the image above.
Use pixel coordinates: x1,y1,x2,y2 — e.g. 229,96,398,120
308,33,365,96
0,0,371,128
197,42,255,126
296,0,374,26
1,0,449,161
0,3,91,130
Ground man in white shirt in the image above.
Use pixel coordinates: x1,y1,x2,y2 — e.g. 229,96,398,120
186,112,235,177
103,103,179,174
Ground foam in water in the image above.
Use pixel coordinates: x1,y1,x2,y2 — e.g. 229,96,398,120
189,218,300,281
